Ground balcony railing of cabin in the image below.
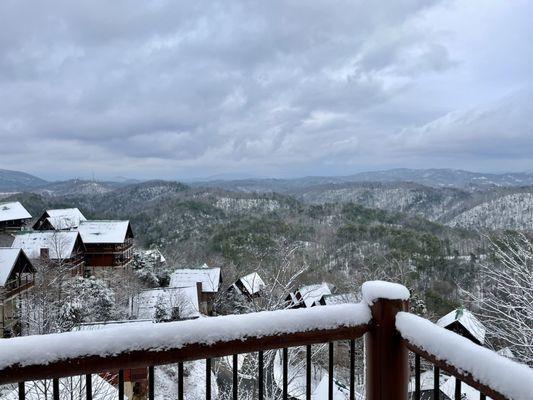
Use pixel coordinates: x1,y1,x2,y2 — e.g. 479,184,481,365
1,274,34,300
0,281,532,400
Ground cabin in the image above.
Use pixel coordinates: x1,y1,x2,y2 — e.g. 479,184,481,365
77,220,134,270
0,248,35,338
436,307,486,345
131,285,201,321
72,319,153,400
169,264,221,315
32,208,87,230
230,272,265,298
407,370,451,400
319,292,359,306
11,231,85,275
0,202,32,232
286,282,333,308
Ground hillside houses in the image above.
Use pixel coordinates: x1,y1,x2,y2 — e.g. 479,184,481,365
78,220,134,270
287,282,333,308
33,208,87,230
0,248,35,337
230,272,265,298
169,265,221,314
437,307,486,345
0,201,32,231
132,286,201,321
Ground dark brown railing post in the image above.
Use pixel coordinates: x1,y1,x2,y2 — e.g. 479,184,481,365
365,297,409,400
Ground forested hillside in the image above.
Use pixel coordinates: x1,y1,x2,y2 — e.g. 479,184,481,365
5,180,488,316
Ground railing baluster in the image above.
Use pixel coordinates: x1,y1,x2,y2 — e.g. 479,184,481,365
118,370,124,400
480,393,486,400
306,345,311,400
415,354,420,400
18,382,25,400
233,354,238,400
206,358,211,400
349,339,355,400
328,342,333,400
53,378,59,400
86,374,92,400
433,366,440,400
149,366,155,400
455,378,462,400
283,348,288,400
179,362,184,400
258,351,264,400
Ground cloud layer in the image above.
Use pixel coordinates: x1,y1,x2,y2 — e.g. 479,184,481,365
1,0,532,180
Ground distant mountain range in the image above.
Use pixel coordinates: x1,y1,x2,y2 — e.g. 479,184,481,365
193,168,533,192
0,169,48,191
3,167,533,195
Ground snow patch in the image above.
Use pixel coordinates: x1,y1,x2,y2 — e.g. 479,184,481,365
361,281,410,305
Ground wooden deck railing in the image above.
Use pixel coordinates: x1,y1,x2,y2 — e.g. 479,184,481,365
0,282,532,400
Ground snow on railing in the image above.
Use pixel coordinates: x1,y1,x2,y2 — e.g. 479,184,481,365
396,311,533,400
0,303,371,374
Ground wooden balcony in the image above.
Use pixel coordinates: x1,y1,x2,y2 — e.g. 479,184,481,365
2,279,34,301
0,282,531,400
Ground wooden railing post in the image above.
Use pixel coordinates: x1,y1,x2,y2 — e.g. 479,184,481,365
364,286,409,400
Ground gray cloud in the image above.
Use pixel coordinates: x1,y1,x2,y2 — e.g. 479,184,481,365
0,0,532,180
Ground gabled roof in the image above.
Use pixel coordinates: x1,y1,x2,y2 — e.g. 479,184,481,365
297,282,332,308
0,202,31,223
132,286,200,320
11,231,80,259
0,248,30,286
237,272,265,295
322,293,359,306
78,220,132,244
437,308,486,345
169,264,221,293
45,208,87,230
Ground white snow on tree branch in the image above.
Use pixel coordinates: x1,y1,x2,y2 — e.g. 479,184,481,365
396,312,533,400
361,280,410,305
0,303,370,370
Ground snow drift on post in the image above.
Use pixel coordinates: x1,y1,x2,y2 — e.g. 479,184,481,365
361,280,410,305
0,303,371,370
396,312,533,400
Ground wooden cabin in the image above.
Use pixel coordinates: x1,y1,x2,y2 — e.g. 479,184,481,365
77,220,134,270
169,265,221,315
230,272,265,298
132,285,201,321
33,208,87,231
436,307,486,346
11,231,85,276
0,248,35,338
286,282,333,308
0,202,32,232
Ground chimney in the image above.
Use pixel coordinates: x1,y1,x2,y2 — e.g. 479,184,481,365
40,248,49,260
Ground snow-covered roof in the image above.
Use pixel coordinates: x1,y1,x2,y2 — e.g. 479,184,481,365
145,249,166,263
440,376,485,400
0,201,31,223
497,347,516,360
322,293,359,306
78,220,131,244
72,319,154,332
297,282,332,307
133,286,200,320
237,272,265,295
45,208,87,230
12,231,80,259
0,248,23,286
437,308,486,344
169,265,221,293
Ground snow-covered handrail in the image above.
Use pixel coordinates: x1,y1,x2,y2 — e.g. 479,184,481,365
396,311,533,400
0,303,371,384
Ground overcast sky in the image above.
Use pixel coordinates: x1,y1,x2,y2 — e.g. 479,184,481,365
1,0,532,181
